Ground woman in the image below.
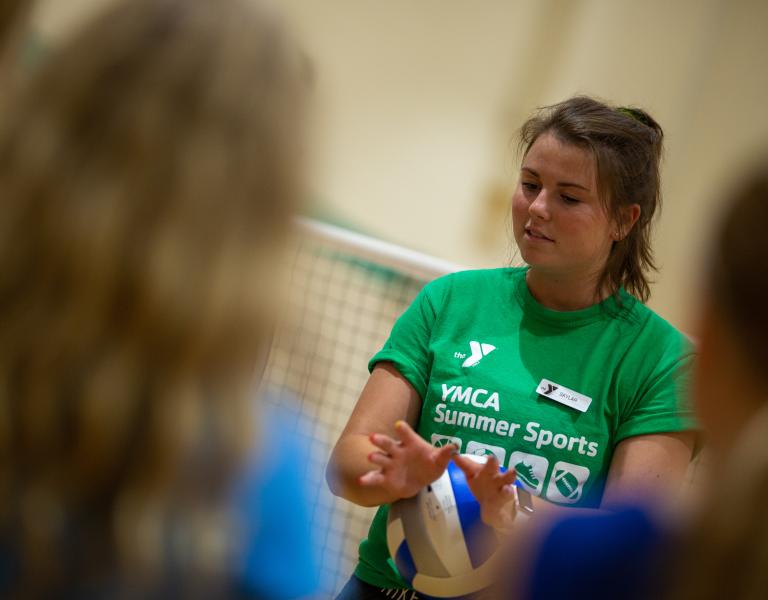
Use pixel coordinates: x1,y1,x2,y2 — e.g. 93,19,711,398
327,96,696,597
0,0,315,597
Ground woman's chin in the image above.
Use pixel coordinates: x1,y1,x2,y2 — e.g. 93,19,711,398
519,248,557,268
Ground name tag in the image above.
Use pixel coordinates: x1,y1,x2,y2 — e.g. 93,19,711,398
536,378,592,413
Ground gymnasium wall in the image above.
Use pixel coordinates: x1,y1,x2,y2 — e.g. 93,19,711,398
31,0,768,332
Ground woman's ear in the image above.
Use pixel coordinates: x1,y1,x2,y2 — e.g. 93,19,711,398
613,204,641,241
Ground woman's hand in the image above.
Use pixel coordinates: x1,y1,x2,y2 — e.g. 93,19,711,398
452,454,519,532
359,420,457,500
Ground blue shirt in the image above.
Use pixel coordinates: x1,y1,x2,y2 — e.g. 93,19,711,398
519,506,668,600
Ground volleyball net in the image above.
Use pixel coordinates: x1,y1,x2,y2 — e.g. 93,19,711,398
261,218,461,596
260,218,704,596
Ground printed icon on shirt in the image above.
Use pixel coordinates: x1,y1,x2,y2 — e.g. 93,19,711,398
508,451,549,496
431,434,462,453
465,441,506,465
545,461,591,504
455,340,496,367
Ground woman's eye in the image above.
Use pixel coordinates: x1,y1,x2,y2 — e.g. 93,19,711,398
522,182,539,192
561,195,579,204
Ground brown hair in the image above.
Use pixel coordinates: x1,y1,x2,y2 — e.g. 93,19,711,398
709,169,768,373
0,0,306,594
519,96,664,302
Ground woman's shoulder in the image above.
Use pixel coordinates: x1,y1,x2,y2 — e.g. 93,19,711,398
425,266,523,293
625,300,695,354
416,267,523,313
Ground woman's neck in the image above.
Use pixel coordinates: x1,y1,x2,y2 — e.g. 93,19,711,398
525,267,608,311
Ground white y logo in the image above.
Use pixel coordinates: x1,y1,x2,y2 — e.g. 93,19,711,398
462,341,496,367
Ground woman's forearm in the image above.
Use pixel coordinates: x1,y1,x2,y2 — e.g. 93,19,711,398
326,433,401,507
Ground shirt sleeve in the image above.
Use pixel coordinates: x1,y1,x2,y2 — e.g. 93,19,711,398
367,276,447,399
614,335,698,445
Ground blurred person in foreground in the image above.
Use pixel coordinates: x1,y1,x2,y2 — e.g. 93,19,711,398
0,0,317,597
500,159,768,599
673,160,768,599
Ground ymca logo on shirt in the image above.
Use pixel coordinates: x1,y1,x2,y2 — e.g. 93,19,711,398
453,340,496,367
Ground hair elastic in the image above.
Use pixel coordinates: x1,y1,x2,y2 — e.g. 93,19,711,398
617,106,651,127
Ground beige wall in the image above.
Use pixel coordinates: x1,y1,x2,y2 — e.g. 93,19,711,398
32,0,768,331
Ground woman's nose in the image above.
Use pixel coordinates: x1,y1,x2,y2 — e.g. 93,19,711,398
528,189,550,220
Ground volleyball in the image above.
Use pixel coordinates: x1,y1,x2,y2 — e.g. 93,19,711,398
386,456,502,598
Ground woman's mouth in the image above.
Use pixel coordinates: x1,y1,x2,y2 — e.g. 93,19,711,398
524,227,554,242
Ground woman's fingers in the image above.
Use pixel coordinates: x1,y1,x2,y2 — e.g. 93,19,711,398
500,484,517,497
497,468,518,487
367,451,392,468
369,432,400,454
451,455,473,479
447,454,519,531
367,424,519,502
454,454,505,484
452,453,484,478
453,455,522,503
358,469,385,487
370,422,427,455
481,455,499,476
393,420,422,445
365,423,483,499
434,442,458,471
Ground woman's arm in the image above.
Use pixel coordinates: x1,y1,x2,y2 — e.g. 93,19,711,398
326,362,456,507
601,430,695,507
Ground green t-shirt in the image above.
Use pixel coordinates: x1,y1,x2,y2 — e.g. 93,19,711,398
354,267,696,588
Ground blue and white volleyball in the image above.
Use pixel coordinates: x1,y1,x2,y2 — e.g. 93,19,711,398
386,456,502,598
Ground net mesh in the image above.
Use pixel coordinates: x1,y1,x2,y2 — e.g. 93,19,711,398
261,221,455,596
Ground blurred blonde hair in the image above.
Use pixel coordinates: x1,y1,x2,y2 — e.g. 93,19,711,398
0,0,307,594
